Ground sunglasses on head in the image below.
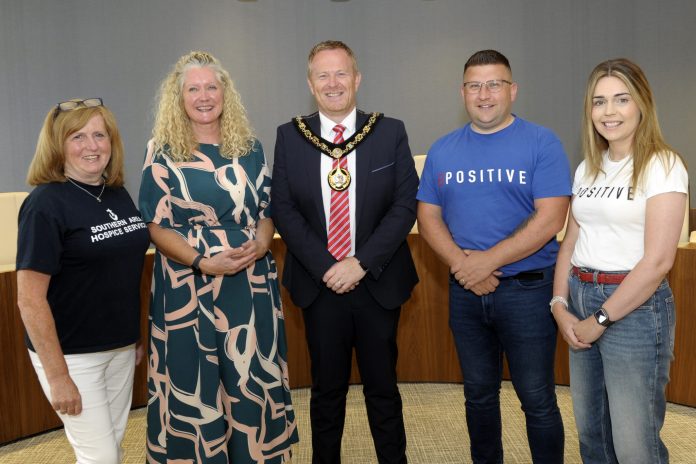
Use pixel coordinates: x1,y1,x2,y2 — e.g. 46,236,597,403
53,98,103,119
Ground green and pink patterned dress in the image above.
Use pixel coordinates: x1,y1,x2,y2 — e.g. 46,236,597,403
139,140,298,463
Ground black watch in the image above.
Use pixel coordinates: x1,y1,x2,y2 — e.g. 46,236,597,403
593,307,614,327
191,254,204,273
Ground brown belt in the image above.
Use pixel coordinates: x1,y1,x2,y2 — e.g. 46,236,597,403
571,266,628,285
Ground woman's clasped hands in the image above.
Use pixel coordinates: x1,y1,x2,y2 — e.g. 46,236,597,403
198,240,266,276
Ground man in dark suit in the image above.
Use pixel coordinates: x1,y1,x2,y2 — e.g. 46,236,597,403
271,40,418,464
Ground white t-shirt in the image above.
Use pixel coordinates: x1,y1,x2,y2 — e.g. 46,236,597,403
571,152,688,271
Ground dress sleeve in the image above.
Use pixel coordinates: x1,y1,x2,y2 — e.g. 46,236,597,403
16,189,64,275
253,140,272,220
138,140,175,228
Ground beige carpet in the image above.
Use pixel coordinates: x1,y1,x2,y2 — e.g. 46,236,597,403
2,382,695,463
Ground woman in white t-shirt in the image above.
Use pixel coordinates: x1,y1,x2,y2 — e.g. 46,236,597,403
551,58,688,463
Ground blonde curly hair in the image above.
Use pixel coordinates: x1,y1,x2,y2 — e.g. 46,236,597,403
151,51,255,161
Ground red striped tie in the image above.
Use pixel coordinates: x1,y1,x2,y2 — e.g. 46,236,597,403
327,124,351,260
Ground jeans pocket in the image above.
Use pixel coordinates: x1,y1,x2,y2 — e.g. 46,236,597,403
597,282,620,300
567,275,585,318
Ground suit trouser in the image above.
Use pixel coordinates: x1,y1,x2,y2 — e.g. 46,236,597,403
29,345,136,464
303,284,406,464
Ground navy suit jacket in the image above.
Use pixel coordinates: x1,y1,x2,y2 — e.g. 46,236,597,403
271,110,419,309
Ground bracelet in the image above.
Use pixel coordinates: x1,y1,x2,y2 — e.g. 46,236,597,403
191,254,204,272
549,295,569,313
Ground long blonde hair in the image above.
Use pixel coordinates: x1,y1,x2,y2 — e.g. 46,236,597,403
581,58,684,188
27,102,125,186
151,51,254,161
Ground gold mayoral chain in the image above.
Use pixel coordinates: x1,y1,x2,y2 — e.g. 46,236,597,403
293,112,383,191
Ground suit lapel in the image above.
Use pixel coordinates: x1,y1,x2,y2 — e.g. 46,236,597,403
306,114,327,232
355,111,371,229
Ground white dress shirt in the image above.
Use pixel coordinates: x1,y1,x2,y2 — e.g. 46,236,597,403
319,108,357,257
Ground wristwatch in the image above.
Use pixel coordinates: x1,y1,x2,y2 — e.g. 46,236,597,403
191,254,204,273
593,307,614,327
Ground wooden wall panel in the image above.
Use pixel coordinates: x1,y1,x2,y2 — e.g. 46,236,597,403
0,272,61,443
269,241,313,388
666,243,696,406
0,257,153,444
395,236,462,382
272,236,570,387
2,237,694,443
131,253,154,408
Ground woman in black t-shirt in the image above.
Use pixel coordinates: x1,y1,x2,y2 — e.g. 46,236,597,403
16,99,150,464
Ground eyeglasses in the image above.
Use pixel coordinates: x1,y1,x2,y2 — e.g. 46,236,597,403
53,98,103,119
462,80,512,94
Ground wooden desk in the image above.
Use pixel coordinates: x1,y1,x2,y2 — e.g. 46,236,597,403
2,236,695,444
665,243,696,406
0,256,152,444
277,235,571,387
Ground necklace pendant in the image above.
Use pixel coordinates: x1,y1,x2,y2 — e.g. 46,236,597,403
96,198,102,203
328,166,351,191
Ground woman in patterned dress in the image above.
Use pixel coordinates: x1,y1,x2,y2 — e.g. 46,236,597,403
138,51,298,463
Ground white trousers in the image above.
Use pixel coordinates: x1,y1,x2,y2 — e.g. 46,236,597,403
29,344,136,464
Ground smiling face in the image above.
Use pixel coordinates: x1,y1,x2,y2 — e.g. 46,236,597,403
591,76,641,159
461,64,517,134
182,66,223,137
63,114,111,185
307,48,361,123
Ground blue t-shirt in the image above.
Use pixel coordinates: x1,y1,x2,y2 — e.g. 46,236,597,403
417,117,571,276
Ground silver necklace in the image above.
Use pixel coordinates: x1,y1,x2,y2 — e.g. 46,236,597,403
66,177,105,202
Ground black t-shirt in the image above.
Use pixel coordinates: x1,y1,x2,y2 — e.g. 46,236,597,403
16,180,150,354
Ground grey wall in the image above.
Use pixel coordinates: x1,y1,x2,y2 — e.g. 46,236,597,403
2,0,695,203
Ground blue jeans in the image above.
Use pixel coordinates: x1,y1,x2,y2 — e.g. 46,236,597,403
568,272,675,464
449,266,564,464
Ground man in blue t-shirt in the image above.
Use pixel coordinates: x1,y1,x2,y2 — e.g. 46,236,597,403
417,50,571,463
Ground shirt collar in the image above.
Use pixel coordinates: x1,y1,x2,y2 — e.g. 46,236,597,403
319,108,357,137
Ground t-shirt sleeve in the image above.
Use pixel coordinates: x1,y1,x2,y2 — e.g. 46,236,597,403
254,140,272,220
138,140,174,228
16,190,64,275
645,153,688,198
416,150,441,206
571,161,588,195
532,130,572,199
